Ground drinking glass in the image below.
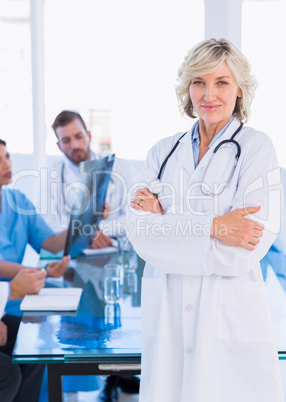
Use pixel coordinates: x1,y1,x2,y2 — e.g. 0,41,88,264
104,303,121,328
121,243,138,273
104,264,121,304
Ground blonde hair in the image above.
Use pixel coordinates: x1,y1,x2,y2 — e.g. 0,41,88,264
176,38,257,122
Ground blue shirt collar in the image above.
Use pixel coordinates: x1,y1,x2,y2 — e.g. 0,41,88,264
191,116,235,147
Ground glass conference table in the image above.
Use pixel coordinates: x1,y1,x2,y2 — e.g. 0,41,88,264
12,252,286,401
12,249,144,402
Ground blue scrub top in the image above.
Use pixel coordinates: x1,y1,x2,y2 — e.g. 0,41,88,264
0,188,54,263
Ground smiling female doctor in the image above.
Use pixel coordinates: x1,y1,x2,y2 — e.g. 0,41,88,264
127,38,284,402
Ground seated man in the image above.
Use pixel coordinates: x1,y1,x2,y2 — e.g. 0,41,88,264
0,139,70,280
38,110,135,246
0,270,47,402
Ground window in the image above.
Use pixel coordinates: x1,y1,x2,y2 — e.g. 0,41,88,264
242,0,286,167
44,0,204,159
0,0,33,154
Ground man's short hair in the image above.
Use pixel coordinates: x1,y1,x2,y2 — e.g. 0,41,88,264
52,110,88,136
0,139,6,146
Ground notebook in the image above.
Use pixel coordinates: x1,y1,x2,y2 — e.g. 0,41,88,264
20,288,83,312
82,239,119,256
82,246,118,256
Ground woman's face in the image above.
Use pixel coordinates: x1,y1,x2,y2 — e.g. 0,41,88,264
189,61,242,132
0,144,12,186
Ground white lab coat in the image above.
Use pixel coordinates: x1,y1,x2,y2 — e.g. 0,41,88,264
127,118,284,402
37,152,136,236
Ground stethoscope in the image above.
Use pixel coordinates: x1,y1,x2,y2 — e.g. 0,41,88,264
60,162,87,206
149,122,243,195
60,163,78,206
61,163,68,205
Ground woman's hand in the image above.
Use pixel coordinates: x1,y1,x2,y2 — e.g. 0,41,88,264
10,269,46,299
131,188,163,214
0,321,7,347
89,230,112,249
211,206,264,250
102,203,111,219
45,255,70,278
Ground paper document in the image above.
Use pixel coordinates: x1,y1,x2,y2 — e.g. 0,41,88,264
20,288,83,311
82,246,118,256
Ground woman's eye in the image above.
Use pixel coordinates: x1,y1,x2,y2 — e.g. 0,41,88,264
218,81,228,85
193,80,203,85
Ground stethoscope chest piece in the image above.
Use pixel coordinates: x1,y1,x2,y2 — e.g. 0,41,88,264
149,179,163,194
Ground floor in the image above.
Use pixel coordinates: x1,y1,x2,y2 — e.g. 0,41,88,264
63,376,139,402
265,266,286,401
64,390,139,402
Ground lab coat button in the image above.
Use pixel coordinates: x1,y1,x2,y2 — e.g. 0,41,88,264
185,348,193,355
185,304,193,312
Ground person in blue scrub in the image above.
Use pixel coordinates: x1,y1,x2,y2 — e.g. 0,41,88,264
0,271,47,402
260,168,286,289
0,139,70,280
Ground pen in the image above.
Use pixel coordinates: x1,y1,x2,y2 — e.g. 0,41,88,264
110,239,118,248
40,263,49,273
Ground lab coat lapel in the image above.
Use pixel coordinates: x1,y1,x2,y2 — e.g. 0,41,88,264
63,158,80,186
176,128,196,179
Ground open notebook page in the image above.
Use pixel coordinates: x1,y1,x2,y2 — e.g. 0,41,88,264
20,288,83,311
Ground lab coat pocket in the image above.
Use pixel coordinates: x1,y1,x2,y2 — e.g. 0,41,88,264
217,280,273,343
141,277,162,337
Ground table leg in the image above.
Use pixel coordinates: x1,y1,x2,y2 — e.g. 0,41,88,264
46,361,141,402
47,364,63,402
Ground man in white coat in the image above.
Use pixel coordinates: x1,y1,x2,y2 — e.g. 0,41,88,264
128,38,283,402
38,110,135,248
0,270,46,401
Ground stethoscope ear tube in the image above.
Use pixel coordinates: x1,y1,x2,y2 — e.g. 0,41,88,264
213,138,241,159
232,139,241,159
213,122,243,157
153,122,243,194
157,132,188,181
